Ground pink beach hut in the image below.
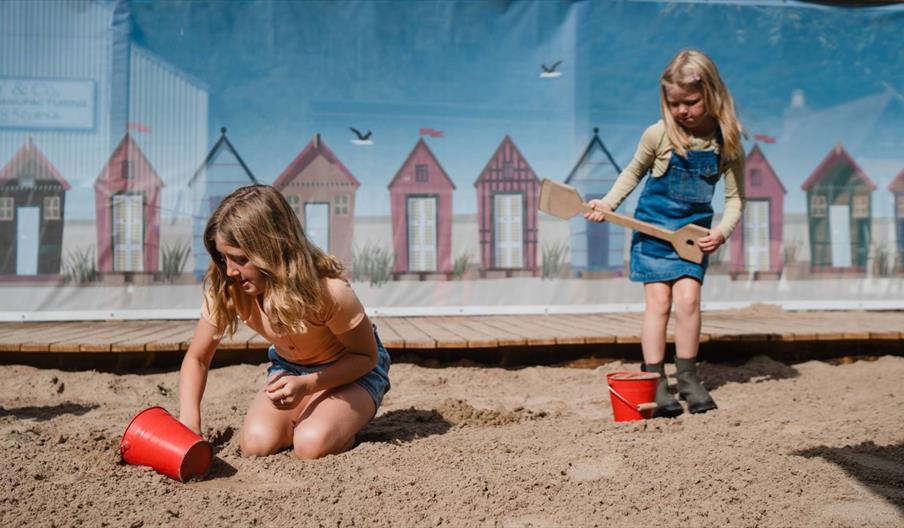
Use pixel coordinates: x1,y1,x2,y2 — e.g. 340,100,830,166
94,134,163,273
730,145,786,278
474,136,540,276
388,138,455,277
273,134,360,267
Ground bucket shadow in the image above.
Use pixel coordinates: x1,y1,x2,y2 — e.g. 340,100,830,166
203,456,238,480
796,441,904,514
358,408,452,444
0,402,98,421
697,355,800,391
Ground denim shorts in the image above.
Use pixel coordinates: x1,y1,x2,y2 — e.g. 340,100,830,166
266,325,391,410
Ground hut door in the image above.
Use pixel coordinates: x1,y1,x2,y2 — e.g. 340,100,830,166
494,193,523,268
829,205,852,267
744,200,770,272
16,206,39,275
407,197,436,272
304,202,330,252
113,194,144,272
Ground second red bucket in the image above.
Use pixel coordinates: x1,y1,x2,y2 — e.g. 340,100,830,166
607,371,659,422
120,406,212,482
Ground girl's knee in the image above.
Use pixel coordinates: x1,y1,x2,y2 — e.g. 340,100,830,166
673,292,700,316
293,425,342,460
239,423,284,457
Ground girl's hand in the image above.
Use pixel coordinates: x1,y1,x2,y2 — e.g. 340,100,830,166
179,417,202,436
698,228,725,253
584,199,612,222
265,374,312,410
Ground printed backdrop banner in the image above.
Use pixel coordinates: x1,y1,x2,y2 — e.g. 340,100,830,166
1,0,903,320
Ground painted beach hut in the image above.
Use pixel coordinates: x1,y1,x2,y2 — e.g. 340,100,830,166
730,145,786,277
889,167,904,270
388,138,455,277
187,127,258,280
0,139,70,277
564,127,624,277
94,133,163,274
273,134,360,267
801,144,875,272
474,136,540,276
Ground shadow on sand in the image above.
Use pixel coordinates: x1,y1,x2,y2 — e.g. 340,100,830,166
0,402,99,421
358,408,452,444
796,441,904,514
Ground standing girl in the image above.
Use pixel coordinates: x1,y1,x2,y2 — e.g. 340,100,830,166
179,185,391,459
586,49,745,417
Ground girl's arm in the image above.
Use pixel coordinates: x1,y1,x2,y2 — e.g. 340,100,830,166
178,319,221,434
265,316,377,408
715,155,747,239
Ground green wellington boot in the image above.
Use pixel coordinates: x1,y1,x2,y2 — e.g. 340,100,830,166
675,357,718,414
641,362,684,418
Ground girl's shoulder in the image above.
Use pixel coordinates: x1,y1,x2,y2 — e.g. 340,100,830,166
640,120,670,152
320,276,360,309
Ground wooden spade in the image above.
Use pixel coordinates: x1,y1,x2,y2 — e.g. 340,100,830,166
538,178,708,264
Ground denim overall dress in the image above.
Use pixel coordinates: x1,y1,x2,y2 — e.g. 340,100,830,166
629,144,721,283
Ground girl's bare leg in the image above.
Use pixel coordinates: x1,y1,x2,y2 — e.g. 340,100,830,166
291,383,375,460
641,281,673,365
672,277,701,360
239,388,309,456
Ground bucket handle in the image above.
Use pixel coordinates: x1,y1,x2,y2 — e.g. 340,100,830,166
608,386,657,412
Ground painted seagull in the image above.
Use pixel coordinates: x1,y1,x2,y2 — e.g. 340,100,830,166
350,127,373,145
540,60,563,78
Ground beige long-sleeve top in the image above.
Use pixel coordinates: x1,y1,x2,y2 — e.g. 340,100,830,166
602,120,746,238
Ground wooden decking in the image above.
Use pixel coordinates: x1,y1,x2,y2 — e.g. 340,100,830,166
0,310,901,367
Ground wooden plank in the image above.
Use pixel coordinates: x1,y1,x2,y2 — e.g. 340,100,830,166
0,322,69,351
543,314,618,344
590,314,643,344
511,315,588,345
143,323,196,352
437,316,522,347
376,317,435,349
16,322,112,352
400,317,468,349
479,316,558,346
371,318,403,348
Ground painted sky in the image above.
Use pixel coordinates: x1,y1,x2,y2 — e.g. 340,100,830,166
124,0,904,216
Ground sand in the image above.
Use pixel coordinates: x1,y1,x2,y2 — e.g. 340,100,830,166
1,354,902,527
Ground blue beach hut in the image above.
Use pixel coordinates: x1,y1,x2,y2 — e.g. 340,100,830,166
564,128,624,276
188,127,258,280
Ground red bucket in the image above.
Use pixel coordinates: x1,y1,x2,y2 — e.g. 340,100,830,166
120,407,212,482
607,371,659,422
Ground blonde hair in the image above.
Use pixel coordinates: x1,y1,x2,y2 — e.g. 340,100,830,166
202,185,345,336
659,49,744,162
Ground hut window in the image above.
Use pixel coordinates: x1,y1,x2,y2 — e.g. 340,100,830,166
121,160,132,180
0,197,12,221
810,195,827,217
852,194,869,219
288,195,301,216
334,194,349,216
415,164,428,182
750,169,762,187
43,196,61,220
503,161,513,179
20,173,34,188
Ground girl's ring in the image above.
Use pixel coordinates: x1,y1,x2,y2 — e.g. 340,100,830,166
279,398,286,405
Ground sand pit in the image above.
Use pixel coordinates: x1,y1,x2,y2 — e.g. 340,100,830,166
1,354,902,527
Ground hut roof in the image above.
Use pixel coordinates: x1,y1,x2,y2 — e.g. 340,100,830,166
801,143,877,191
747,144,787,194
273,134,360,190
0,138,71,190
188,127,258,187
387,138,455,190
564,127,621,185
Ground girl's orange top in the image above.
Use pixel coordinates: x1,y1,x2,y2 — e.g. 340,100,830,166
200,277,366,365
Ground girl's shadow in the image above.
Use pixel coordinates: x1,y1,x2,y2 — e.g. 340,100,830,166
358,408,452,444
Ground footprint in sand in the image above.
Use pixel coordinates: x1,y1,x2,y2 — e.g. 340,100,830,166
565,453,622,482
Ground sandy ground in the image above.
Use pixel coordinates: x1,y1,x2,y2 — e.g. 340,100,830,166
0,354,902,527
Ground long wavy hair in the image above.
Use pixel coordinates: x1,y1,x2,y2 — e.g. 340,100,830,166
659,49,744,163
202,185,345,336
